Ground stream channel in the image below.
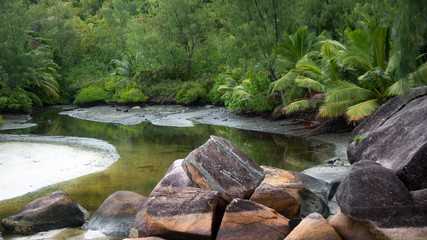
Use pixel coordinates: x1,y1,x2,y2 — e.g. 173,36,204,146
0,107,335,237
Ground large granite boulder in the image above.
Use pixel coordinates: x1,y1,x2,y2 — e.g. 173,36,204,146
284,212,341,240
1,191,88,235
249,167,301,219
216,198,290,240
137,187,229,239
347,86,427,190
182,135,265,199
129,159,196,238
82,191,146,237
249,166,329,219
336,161,426,228
153,159,195,191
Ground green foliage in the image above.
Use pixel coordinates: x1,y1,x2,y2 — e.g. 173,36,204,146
114,88,148,103
354,134,365,145
74,86,108,104
176,82,208,105
0,115,3,125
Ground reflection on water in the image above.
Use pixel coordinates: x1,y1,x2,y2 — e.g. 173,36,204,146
0,108,334,229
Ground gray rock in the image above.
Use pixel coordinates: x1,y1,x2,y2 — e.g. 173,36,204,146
182,135,265,199
347,87,427,190
83,191,146,237
336,161,426,227
1,191,88,235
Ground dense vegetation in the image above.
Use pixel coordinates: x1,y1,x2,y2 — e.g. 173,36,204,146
0,0,426,124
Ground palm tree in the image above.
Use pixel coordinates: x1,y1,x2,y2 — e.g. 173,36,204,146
26,47,60,104
319,25,401,122
284,39,347,114
270,27,321,106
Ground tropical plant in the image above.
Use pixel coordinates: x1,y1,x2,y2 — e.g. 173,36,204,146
319,25,400,122
270,27,321,105
110,50,149,79
284,39,347,114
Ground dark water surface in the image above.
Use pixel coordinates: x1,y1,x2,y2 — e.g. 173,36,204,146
0,108,334,229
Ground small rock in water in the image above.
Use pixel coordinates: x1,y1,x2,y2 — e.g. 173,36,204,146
131,106,141,110
116,108,121,111
123,109,128,112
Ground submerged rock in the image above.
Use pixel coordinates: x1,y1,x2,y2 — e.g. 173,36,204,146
216,198,290,240
347,86,427,190
1,191,88,235
284,212,341,240
182,135,265,199
83,191,146,237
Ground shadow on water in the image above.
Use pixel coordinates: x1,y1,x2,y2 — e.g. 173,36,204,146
0,107,335,232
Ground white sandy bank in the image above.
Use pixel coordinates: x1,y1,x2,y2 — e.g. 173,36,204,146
0,135,119,201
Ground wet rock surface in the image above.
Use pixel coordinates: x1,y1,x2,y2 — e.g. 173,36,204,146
83,191,146,237
182,135,265,199
1,191,88,235
216,198,290,240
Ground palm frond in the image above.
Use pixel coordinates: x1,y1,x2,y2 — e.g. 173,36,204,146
270,71,298,93
295,76,326,93
346,99,380,122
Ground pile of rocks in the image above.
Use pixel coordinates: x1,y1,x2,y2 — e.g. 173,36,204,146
1,136,332,239
2,87,426,239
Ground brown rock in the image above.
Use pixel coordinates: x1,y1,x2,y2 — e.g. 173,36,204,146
216,198,290,240
144,187,228,239
329,209,390,240
83,191,146,237
250,166,301,218
347,86,427,190
130,159,195,238
182,135,265,199
1,191,89,235
153,159,194,192
284,212,341,240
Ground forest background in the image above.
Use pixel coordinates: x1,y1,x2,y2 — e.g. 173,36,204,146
0,0,426,126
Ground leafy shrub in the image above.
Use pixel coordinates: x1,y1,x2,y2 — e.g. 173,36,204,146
0,89,33,112
176,82,207,104
74,86,108,104
114,88,148,103
141,79,184,100
0,115,3,125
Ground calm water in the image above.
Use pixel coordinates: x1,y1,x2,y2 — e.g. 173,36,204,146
0,108,334,229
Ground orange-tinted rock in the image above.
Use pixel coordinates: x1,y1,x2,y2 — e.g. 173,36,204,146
284,212,341,240
252,166,329,218
182,136,265,199
216,198,290,240
250,167,301,218
130,159,196,238
144,187,229,239
329,209,389,240
1,191,88,235
83,191,146,237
